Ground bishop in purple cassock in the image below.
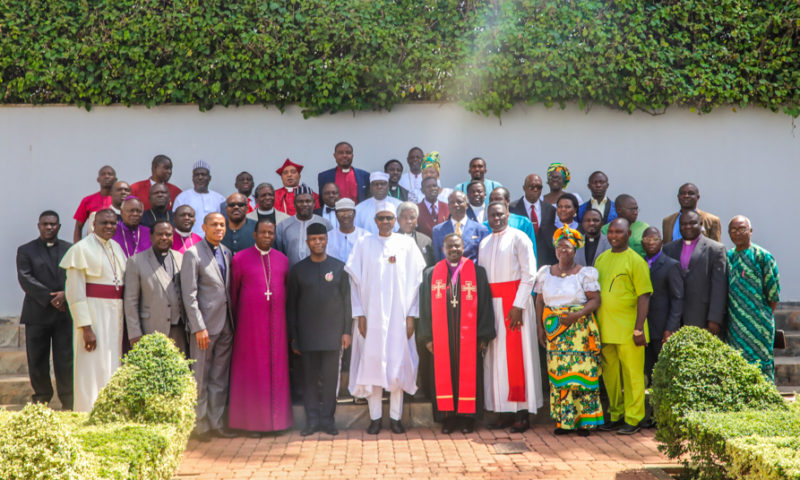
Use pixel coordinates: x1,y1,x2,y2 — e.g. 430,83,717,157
228,220,293,434
112,197,151,258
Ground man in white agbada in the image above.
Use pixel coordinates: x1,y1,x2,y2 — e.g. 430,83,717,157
346,201,426,435
478,201,543,433
354,172,402,235
326,198,370,262
60,209,126,412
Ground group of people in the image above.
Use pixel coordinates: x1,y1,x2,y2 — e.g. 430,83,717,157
16,143,781,440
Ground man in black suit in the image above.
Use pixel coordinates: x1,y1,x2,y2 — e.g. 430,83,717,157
663,211,727,336
641,227,683,381
314,182,340,228
16,210,73,409
509,173,556,265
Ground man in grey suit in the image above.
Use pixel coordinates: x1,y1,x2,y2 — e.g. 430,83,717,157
123,221,187,355
663,210,727,336
181,212,236,441
576,208,611,267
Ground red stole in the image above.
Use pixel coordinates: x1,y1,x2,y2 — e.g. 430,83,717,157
489,280,526,402
431,259,478,413
336,168,358,202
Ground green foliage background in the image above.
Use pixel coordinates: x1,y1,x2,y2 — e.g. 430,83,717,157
1,0,798,116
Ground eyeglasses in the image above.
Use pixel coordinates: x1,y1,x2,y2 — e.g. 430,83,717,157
376,215,395,221
227,202,247,208
729,227,750,234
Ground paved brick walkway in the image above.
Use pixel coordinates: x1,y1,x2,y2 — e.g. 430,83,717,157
177,425,673,479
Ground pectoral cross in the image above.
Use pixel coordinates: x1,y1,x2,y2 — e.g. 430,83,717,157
450,297,459,308
265,290,272,300
463,281,476,300
432,279,447,299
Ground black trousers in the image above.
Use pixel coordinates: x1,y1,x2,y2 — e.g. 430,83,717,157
25,321,73,410
645,340,664,387
301,350,340,428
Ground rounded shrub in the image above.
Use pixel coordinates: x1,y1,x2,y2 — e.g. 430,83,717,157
90,332,196,433
0,403,94,479
651,326,786,460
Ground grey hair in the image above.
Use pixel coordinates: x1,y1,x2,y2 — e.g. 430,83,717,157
396,201,419,217
254,182,275,197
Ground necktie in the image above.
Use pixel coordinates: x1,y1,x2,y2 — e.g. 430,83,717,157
214,246,227,283
431,203,438,219
530,204,539,234
325,207,334,214
455,222,462,236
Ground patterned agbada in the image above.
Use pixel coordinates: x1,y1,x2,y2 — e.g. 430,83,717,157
725,244,780,381
535,267,604,430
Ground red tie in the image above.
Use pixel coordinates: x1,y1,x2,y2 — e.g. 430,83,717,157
530,204,539,234
431,203,438,219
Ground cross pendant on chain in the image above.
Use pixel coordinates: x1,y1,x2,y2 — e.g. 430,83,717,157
265,290,272,300
450,297,458,308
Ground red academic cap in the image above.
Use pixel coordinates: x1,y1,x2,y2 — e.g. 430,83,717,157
276,158,304,175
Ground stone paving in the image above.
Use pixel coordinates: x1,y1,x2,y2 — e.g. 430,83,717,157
177,425,673,480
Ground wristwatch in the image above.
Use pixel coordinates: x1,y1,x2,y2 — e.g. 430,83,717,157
633,329,644,336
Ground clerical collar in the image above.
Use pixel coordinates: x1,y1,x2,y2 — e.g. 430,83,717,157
257,208,275,215
176,229,192,238
340,167,351,173
110,206,121,215
285,186,295,193
255,246,271,255
447,261,459,267
587,236,597,242
684,238,698,246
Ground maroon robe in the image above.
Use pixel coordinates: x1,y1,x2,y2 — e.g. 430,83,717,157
228,246,292,431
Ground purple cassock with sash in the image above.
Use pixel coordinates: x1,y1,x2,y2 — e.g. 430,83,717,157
228,246,293,432
112,222,151,259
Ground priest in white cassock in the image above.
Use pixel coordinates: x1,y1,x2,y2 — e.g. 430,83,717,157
478,201,543,433
354,172,402,235
346,201,426,435
60,209,127,412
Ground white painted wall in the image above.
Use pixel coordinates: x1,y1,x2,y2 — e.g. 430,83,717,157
1,103,798,315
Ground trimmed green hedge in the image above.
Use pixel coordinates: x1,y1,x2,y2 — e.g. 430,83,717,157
0,333,196,480
1,0,798,116
727,434,800,480
651,326,794,480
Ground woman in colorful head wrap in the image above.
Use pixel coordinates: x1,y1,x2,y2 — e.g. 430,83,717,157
420,151,452,203
543,162,583,206
532,225,603,435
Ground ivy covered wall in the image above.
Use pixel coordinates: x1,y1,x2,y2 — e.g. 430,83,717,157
2,0,798,116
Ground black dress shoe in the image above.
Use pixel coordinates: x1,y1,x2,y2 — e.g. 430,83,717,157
577,429,590,437
487,416,515,430
301,425,319,436
510,419,529,433
367,419,382,435
322,425,339,436
441,418,456,434
460,418,475,434
245,431,263,438
617,422,641,435
390,419,406,434
553,427,572,435
212,428,238,438
598,419,624,431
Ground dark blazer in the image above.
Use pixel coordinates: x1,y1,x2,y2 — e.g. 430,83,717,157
16,238,72,325
647,252,684,340
317,167,371,203
431,218,490,263
408,231,436,267
578,199,617,224
663,236,728,330
416,200,450,237
388,185,409,202
181,240,233,336
510,197,557,265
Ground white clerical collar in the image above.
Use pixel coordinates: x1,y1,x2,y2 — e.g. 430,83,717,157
683,239,693,246
340,167,351,173
255,246,271,255
447,261,459,267
110,206,121,215
285,186,295,193
258,208,275,215
176,230,192,238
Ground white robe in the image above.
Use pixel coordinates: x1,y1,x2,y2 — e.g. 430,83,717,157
326,226,370,263
478,227,543,413
346,233,426,397
172,189,226,236
398,171,423,204
60,234,127,412
353,197,402,235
